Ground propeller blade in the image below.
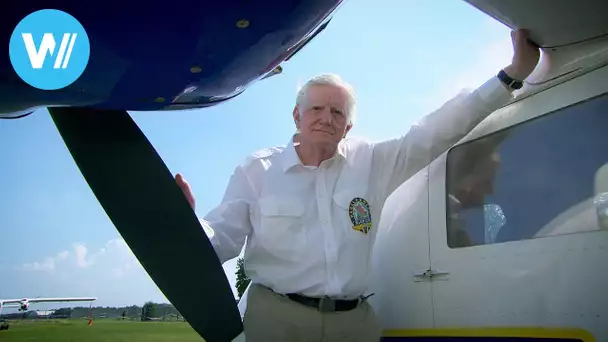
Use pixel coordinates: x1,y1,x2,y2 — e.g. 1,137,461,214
49,107,243,342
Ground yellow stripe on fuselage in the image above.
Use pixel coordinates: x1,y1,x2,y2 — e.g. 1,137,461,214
382,327,595,341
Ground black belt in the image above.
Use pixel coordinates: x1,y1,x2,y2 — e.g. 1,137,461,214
286,293,361,312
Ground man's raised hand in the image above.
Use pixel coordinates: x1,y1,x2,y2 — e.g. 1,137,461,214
176,173,196,211
504,29,541,81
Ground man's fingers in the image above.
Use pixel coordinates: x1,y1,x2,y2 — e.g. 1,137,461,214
176,173,192,192
175,173,196,210
513,29,539,48
176,173,187,188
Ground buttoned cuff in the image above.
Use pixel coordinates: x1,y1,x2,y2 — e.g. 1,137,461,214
199,218,215,240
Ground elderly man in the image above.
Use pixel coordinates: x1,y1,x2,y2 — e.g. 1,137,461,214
176,29,540,341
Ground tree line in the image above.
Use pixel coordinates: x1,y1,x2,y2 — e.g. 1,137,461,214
3,257,251,321
0,302,183,321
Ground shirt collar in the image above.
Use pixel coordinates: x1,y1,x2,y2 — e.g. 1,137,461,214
281,135,348,172
281,138,302,172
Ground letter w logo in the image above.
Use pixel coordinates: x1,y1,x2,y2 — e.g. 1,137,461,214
21,33,78,69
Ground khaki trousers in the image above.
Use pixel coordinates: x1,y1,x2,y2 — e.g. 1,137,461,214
243,283,382,342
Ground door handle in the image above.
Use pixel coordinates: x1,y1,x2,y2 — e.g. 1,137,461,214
413,269,432,281
413,269,450,282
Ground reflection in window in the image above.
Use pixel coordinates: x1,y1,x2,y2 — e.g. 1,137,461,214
595,164,608,230
484,204,505,244
446,94,608,248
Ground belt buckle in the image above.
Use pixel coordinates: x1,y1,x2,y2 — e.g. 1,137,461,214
319,297,336,312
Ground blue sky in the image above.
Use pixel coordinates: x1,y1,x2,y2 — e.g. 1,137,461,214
0,0,513,310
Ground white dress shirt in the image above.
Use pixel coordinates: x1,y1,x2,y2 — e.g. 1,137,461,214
199,76,513,299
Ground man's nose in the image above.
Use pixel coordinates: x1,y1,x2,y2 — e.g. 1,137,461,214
319,108,333,124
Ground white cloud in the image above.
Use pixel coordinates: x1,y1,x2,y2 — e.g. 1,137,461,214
74,244,90,268
21,250,69,273
73,243,102,268
103,239,141,279
15,237,239,306
20,238,135,274
57,251,69,261
111,262,136,278
22,257,55,272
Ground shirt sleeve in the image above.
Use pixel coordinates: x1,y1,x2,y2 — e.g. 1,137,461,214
198,165,255,264
371,76,513,201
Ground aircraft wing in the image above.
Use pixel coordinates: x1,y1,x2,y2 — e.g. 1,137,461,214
1,297,96,305
0,1,344,116
463,0,608,47
0,300,22,305
24,297,97,304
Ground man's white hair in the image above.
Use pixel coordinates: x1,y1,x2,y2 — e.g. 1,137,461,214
295,73,357,124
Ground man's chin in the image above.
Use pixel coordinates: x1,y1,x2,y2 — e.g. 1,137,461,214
310,136,339,148
310,132,335,140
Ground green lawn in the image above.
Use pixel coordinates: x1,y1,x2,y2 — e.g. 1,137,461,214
0,319,205,341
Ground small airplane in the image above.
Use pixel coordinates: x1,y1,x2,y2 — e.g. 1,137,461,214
0,297,97,331
2,0,608,341
0,297,97,313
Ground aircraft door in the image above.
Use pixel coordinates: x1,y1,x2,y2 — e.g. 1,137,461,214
369,166,434,334
427,72,608,340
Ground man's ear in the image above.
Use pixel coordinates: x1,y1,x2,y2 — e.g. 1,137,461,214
293,106,301,127
344,123,353,138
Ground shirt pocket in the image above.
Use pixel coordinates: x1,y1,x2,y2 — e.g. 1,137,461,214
333,190,374,241
257,195,306,261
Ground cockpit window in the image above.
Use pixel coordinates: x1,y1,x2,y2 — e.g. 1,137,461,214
446,93,608,248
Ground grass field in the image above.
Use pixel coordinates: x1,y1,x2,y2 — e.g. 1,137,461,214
0,319,205,341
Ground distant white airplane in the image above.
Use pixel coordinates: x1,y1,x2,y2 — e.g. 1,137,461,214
0,296,97,331
0,297,97,331
0,297,97,316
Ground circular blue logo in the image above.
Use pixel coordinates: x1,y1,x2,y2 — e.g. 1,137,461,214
9,9,90,91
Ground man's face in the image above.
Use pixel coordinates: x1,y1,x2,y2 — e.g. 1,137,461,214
293,84,352,148
457,153,501,209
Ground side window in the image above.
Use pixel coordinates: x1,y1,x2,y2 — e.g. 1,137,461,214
446,93,608,248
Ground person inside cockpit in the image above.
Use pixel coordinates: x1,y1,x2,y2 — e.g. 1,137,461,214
446,133,506,248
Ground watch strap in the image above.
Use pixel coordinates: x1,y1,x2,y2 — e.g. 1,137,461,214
497,69,523,90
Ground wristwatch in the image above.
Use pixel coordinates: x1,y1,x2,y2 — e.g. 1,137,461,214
497,69,523,90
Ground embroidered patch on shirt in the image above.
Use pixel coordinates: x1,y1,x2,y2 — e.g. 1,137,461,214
349,197,372,234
